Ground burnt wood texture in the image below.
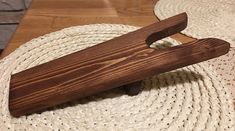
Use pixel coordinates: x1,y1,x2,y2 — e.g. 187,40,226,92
9,13,230,116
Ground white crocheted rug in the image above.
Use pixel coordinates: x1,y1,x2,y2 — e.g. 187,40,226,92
207,48,235,99
154,0,235,47
0,24,234,130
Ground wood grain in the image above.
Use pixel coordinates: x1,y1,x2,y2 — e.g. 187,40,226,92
9,13,230,116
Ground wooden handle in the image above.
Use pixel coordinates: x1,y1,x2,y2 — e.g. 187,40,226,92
9,13,230,117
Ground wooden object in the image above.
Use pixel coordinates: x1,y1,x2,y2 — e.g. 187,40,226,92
9,13,230,116
1,0,234,111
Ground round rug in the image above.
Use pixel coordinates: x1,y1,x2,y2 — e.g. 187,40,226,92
0,24,234,130
154,0,235,47
207,48,235,99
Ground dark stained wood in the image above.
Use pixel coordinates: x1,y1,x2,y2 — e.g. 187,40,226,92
9,13,230,116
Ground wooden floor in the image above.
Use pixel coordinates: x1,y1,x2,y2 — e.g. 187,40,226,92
0,0,234,106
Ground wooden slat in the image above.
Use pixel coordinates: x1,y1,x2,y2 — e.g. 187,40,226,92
0,25,17,49
0,11,24,24
0,0,25,11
